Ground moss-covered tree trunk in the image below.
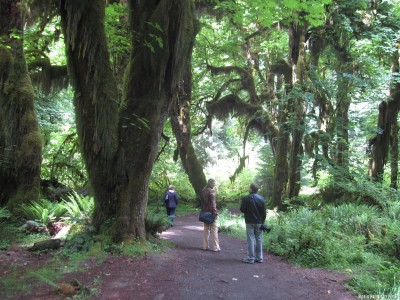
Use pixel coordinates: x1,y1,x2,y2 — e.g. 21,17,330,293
369,51,400,183
272,22,305,209
288,25,307,199
59,0,120,227
59,0,195,242
333,46,352,178
390,119,398,189
170,64,207,201
0,0,42,209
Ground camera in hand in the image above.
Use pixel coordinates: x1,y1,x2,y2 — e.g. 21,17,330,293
259,224,271,233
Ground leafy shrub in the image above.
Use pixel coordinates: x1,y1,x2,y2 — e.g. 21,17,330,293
63,231,96,253
145,210,170,236
218,209,245,236
63,223,97,254
319,176,400,207
61,193,94,221
0,207,11,220
19,199,67,224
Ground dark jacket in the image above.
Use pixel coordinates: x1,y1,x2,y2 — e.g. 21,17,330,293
164,190,179,208
240,193,266,224
202,186,217,215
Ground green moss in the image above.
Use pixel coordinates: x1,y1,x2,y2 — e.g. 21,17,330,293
0,46,14,79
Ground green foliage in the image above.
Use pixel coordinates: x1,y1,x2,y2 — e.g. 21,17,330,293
0,207,11,220
36,90,87,188
217,209,246,237
264,202,400,295
145,209,170,236
63,231,96,253
319,175,400,207
60,193,94,221
19,199,67,224
104,3,130,62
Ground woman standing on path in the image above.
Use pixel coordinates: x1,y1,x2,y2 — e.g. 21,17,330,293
201,179,221,252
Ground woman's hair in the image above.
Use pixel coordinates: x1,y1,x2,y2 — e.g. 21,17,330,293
207,179,216,187
168,185,175,190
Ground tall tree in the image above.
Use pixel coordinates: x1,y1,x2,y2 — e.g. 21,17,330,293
170,64,207,201
0,0,42,209
58,0,195,242
368,50,400,183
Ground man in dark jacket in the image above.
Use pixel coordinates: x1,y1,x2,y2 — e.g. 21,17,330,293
240,183,266,263
164,185,179,226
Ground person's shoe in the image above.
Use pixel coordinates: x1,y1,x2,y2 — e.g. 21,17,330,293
211,249,220,252
255,259,263,263
242,258,254,264
200,247,209,251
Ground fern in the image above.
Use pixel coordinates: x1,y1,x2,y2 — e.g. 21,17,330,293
61,192,94,220
19,199,67,224
0,207,11,220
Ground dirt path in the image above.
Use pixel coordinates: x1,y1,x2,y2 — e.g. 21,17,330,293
97,213,357,300
1,213,358,300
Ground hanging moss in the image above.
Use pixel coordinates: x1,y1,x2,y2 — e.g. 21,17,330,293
29,58,69,94
207,94,259,120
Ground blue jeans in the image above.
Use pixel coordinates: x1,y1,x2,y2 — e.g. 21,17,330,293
245,223,263,262
166,207,176,224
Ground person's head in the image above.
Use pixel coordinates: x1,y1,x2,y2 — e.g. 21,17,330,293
250,182,259,193
207,179,216,188
169,185,175,190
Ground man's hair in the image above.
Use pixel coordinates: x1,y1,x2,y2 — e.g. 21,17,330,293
169,185,175,190
250,183,259,193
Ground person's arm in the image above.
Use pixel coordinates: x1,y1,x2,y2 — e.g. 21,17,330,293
210,190,218,215
240,196,247,213
164,192,169,202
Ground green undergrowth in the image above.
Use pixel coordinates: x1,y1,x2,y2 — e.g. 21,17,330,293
217,201,400,297
0,205,175,299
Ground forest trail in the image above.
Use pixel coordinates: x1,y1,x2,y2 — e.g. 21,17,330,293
97,213,357,300
1,213,358,300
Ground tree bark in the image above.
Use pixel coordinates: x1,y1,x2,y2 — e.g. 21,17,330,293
332,44,353,177
369,51,400,183
390,119,398,189
170,65,207,201
59,0,120,228
288,25,307,199
59,0,195,242
0,0,42,209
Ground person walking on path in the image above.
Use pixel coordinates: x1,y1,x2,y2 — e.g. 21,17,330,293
240,182,266,263
201,179,221,252
164,185,179,226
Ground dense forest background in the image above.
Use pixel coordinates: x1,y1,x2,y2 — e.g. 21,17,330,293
1,0,400,296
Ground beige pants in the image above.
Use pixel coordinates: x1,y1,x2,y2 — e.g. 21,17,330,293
202,218,220,251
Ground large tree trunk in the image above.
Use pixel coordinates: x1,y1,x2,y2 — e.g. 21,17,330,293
272,22,303,208
333,45,353,178
390,119,398,189
369,51,400,182
59,0,120,227
170,65,207,201
0,0,42,210
272,121,289,210
288,25,307,198
59,0,195,242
